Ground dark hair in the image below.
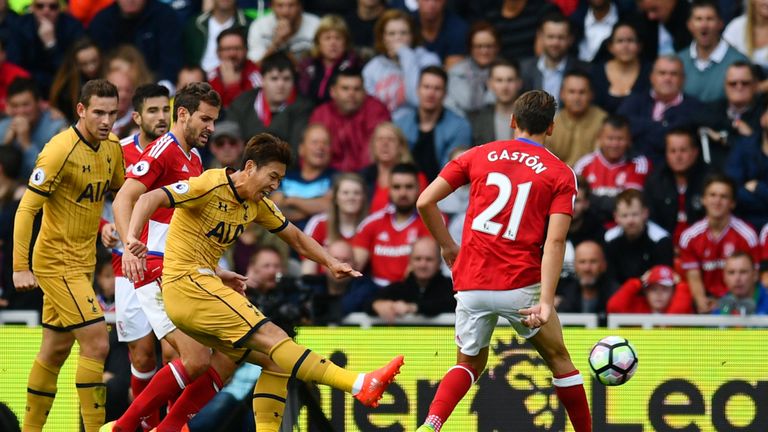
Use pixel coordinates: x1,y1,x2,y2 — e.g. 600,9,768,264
727,60,758,81
419,65,448,86
132,83,170,113
601,114,630,130
608,21,641,50
216,26,247,48
8,77,40,101
79,79,118,107
703,173,736,199
178,64,206,82
329,66,363,87
511,90,557,134
489,58,520,76
173,82,221,122
539,11,570,34
466,21,499,52
241,133,292,168
0,38,4,52
690,0,721,19
0,146,22,180
390,162,420,179
614,188,646,210
260,52,295,76
665,127,698,149
563,70,592,88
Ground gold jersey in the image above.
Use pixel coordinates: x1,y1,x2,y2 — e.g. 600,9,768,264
161,168,287,282
13,127,125,276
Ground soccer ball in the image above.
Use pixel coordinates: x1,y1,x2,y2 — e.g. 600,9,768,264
588,336,638,386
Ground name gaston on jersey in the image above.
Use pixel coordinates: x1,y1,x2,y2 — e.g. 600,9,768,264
486,149,548,174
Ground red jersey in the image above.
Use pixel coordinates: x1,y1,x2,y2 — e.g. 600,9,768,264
440,139,577,291
679,217,760,298
573,151,650,198
110,134,146,277
304,212,359,274
352,206,431,286
127,132,203,286
208,60,262,108
760,223,768,265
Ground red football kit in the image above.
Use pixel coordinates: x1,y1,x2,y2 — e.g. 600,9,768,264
439,138,577,291
679,217,760,298
126,132,203,287
110,134,145,278
353,205,431,286
573,151,650,198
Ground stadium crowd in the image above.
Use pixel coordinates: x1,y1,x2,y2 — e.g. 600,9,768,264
3,0,768,426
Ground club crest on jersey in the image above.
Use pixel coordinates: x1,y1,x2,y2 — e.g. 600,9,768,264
30,168,45,186
171,182,190,194
132,161,150,176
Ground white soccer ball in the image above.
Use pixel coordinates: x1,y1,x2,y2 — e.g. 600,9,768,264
588,336,638,386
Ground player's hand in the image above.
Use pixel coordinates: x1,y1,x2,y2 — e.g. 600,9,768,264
13,270,38,292
327,260,362,280
519,302,552,329
122,249,147,283
441,242,460,269
126,237,148,258
217,268,248,295
101,223,119,248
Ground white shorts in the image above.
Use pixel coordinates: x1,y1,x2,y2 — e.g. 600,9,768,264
454,285,542,356
115,276,152,342
134,279,176,340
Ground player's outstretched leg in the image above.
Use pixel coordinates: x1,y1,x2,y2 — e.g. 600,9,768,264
529,312,592,432
417,348,488,432
250,323,404,408
154,351,234,431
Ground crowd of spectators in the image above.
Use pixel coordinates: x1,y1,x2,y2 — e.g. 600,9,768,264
3,0,768,340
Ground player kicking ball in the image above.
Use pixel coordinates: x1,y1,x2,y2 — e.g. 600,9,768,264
123,133,403,430
415,90,592,432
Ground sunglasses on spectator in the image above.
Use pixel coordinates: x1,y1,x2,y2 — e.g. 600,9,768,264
726,80,752,87
33,2,59,10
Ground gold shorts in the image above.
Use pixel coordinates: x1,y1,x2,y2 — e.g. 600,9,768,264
37,274,104,331
163,272,269,363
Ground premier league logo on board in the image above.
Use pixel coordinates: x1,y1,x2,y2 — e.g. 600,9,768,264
472,337,566,431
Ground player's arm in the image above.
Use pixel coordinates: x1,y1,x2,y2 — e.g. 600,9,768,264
416,176,459,267
276,223,362,280
12,190,48,290
123,189,171,282
112,178,149,244
521,213,571,328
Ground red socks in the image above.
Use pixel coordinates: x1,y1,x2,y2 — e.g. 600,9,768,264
130,365,160,430
423,363,478,431
553,370,592,432
114,359,190,432
155,367,224,431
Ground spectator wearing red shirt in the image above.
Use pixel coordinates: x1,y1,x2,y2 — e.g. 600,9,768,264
0,39,30,113
574,115,651,224
353,163,431,287
310,67,391,172
679,174,760,313
208,27,261,108
607,265,694,314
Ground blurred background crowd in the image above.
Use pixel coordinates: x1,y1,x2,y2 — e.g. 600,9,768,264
2,0,768,372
